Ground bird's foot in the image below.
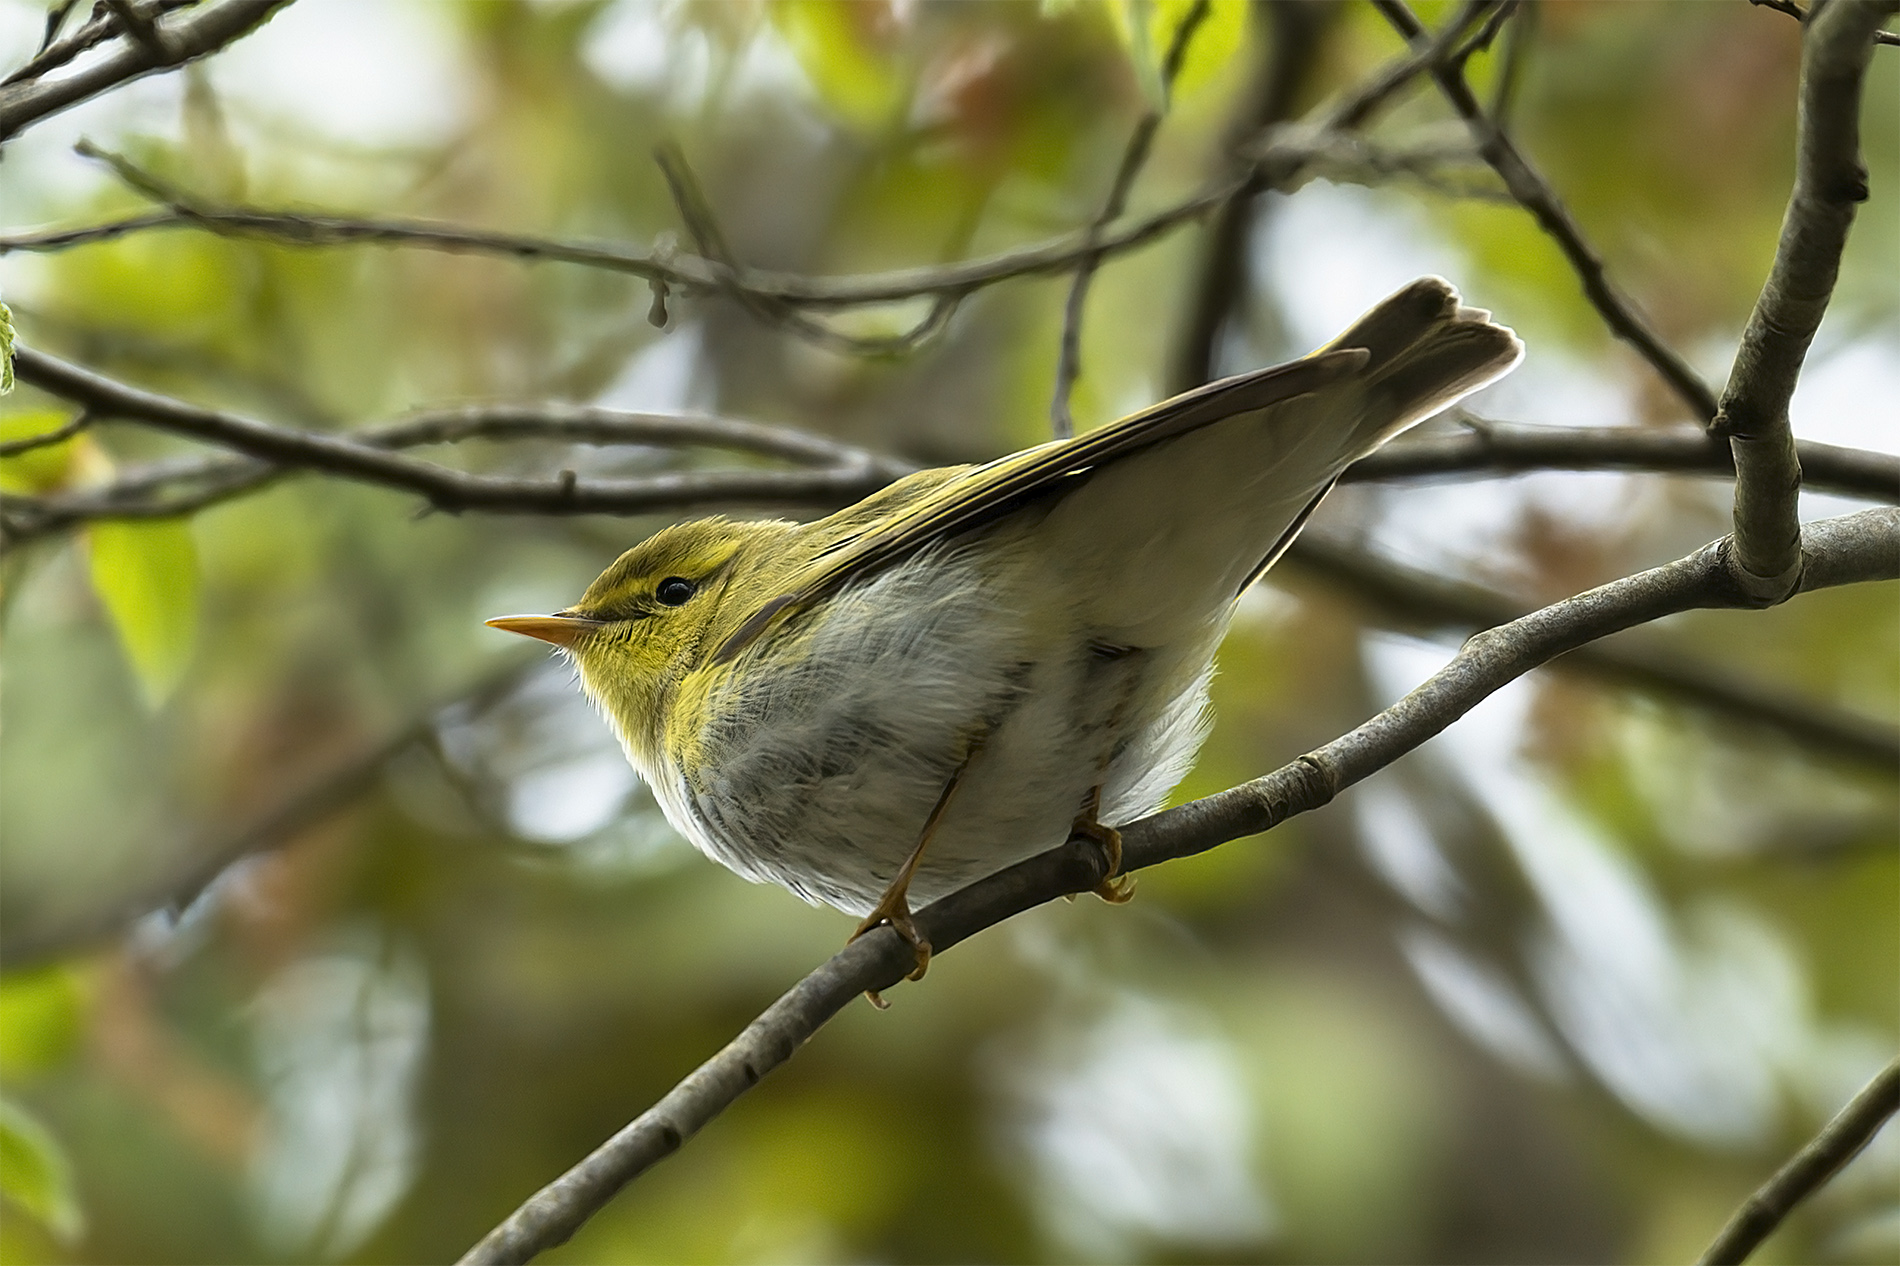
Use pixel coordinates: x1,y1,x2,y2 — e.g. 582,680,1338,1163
850,885,931,1009
1069,813,1134,904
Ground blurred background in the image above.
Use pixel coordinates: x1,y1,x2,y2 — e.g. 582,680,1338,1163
1,1,1896,1262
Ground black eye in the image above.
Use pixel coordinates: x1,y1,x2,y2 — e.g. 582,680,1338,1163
655,577,696,606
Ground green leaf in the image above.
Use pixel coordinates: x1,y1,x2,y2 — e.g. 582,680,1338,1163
1110,0,1243,107
86,519,201,708
0,1097,83,1245
772,0,910,131
1,297,14,395
0,967,88,1080
1159,0,1245,100
1109,0,1164,106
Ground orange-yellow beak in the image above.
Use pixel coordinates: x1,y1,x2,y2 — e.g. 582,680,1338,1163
484,614,599,647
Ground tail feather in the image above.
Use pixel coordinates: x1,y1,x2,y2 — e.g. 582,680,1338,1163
1328,276,1524,458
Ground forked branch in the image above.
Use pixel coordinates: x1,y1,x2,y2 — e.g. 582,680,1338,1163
1715,0,1898,601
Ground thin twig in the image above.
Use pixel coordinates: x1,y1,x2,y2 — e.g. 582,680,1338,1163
36,0,81,57
0,410,91,457
3,0,195,88
0,0,291,142
101,0,171,60
0,661,539,970
1168,0,1331,395
0,175,1239,317
1050,0,1212,437
1340,419,1899,501
1697,1056,1900,1265
1715,0,1896,602
1487,0,1536,126
647,142,956,357
1373,0,1722,422
0,21,1462,357
456,506,1899,1265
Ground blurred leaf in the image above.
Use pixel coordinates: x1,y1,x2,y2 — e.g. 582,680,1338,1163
1,298,13,395
182,68,247,202
1106,0,1163,104
1158,0,1244,99
0,1098,83,1246
0,968,88,1081
772,0,910,131
1108,0,1239,106
86,520,201,709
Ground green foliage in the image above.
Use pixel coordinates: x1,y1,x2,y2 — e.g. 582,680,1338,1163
0,298,13,396
0,1098,83,1246
85,521,201,709
0,413,82,493
0,968,87,1081
772,0,912,131
1106,0,1246,104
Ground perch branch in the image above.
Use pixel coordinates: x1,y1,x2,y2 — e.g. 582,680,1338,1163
456,505,1899,1265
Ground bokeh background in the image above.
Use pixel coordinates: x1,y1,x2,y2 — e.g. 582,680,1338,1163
1,1,1896,1262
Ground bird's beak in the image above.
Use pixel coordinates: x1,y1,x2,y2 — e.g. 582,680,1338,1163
485,614,599,647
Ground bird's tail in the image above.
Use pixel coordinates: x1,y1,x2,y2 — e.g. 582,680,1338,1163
1322,275,1524,460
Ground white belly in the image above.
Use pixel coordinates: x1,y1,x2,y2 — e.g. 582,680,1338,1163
647,549,1217,915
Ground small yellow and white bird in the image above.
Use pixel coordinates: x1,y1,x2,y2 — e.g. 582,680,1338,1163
489,277,1520,980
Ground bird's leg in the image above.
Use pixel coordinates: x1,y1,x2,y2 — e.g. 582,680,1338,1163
850,756,971,1006
1071,785,1134,904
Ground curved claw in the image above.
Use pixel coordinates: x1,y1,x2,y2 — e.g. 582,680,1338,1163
851,898,932,1008
1068,805,1134,905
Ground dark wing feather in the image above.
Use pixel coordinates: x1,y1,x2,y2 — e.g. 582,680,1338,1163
712,348,1369,663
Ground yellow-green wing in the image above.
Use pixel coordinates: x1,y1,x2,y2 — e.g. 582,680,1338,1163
712,348,1368,663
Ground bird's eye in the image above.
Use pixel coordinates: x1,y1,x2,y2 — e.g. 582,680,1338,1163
655,577,697,606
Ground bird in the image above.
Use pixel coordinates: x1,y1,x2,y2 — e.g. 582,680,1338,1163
488,277,1521,992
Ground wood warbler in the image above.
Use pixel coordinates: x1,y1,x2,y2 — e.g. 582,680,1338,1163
489,278,1521,980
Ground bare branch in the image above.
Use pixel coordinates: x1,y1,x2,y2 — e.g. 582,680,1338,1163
1283,534,1900,768
1697,1055,1900,1265
8,347,1892,549
359,403,899,470
1373,0,1722,422
2,0,196,89
1050,0,1212,437
0,168,1237,313
457,505,1899,1265
2,346,903,543
1716,0,1897,602
1753,0,1900,46
1341,418,1899,501
0,0,292,143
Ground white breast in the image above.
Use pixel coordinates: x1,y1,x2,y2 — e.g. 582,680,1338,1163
646,548,1219,916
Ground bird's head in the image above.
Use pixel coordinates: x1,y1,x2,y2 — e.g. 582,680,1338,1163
486,517,794,760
